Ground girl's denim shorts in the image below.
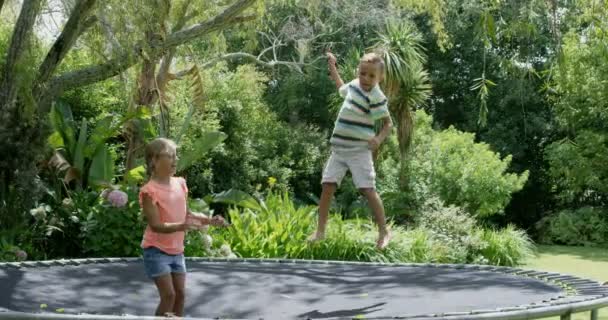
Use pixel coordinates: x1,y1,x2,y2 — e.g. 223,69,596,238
142,246,186,279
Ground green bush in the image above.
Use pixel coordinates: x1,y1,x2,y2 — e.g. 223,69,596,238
406,110,529,218
183,64,327,198
415,198,486,263
80,187,145,257
216,192,317,258
479,225,534,266
536,207,608,247
335,110,528,222
203,192,534,266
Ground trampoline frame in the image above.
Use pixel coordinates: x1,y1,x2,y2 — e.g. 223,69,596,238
1,257,607,320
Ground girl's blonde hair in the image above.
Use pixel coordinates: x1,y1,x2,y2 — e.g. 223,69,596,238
144,138,177,177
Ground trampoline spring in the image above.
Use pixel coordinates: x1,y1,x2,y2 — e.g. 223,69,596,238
565,280,598,285
572,285,604,290
514,270,539,276
549,276,581,282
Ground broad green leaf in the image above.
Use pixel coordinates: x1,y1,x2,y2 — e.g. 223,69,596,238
212,189,261,211
175,102,196,145
53,100,74,123
73,121,88,175
188,198,210,212
85,116,114,157
177,131,227,172
88,145,114,186
49,104,75,157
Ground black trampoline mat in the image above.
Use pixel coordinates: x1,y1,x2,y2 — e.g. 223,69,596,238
0,260,564,319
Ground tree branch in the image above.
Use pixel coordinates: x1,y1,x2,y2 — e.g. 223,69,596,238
98,6,122,53
156,0,193,91
163,10,257,48
48,0,256,95
0,0,44,108
200,52,307,73
36,0,97,87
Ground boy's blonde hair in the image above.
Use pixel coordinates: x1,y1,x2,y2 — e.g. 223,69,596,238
360,52,385,73
144,138,177,177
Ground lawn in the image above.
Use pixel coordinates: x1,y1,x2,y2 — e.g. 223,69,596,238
524,245,608,320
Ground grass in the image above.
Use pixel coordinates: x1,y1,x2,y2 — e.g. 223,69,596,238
524,245,608,320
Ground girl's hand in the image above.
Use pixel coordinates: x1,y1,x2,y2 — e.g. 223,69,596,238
211,215,229,227
185,213,208,230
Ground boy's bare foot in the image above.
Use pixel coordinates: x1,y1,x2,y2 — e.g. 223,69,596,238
376,229,391,250
308,231,326,243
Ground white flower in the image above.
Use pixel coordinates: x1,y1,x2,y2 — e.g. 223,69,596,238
29,206,46,220
202,234,213,249
62,198,73,208
220,244,232,257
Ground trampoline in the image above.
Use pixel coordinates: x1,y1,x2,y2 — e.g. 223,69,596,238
1,258,608,320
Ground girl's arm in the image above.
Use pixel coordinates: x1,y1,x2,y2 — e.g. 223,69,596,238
142,193,189,233
188,210,227,226
187,210,212,224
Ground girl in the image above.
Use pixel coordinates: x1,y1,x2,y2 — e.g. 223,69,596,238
139,137,225,317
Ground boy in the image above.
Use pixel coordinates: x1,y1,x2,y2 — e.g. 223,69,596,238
309,51,393,249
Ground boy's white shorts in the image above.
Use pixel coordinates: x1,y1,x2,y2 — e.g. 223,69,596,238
321,147,375,189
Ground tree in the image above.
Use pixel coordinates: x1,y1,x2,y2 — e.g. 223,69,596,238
0,0,257,226
372,20,432,184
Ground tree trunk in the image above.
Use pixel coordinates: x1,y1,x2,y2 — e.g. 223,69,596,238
0,0,43,109
0,0,44,192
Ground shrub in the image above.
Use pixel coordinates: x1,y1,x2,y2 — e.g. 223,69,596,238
415,198,486,263
536,207,608,247
80,186,145,257
183,64,327,199
407,110,529,218
204,192,534,266
479,225,534,266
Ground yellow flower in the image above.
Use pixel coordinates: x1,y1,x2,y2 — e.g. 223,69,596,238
268,177,277,187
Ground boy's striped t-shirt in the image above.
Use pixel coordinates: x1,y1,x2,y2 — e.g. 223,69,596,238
330,79,391,149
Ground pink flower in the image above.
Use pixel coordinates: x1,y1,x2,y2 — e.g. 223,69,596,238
107,190,128,208
14,250,27,261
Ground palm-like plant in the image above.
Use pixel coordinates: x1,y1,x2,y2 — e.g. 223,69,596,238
372,20,432,160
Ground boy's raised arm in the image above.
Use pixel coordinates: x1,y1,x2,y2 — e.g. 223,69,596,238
327,51,344,89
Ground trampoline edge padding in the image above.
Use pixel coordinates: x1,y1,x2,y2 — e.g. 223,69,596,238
1,258,608,320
